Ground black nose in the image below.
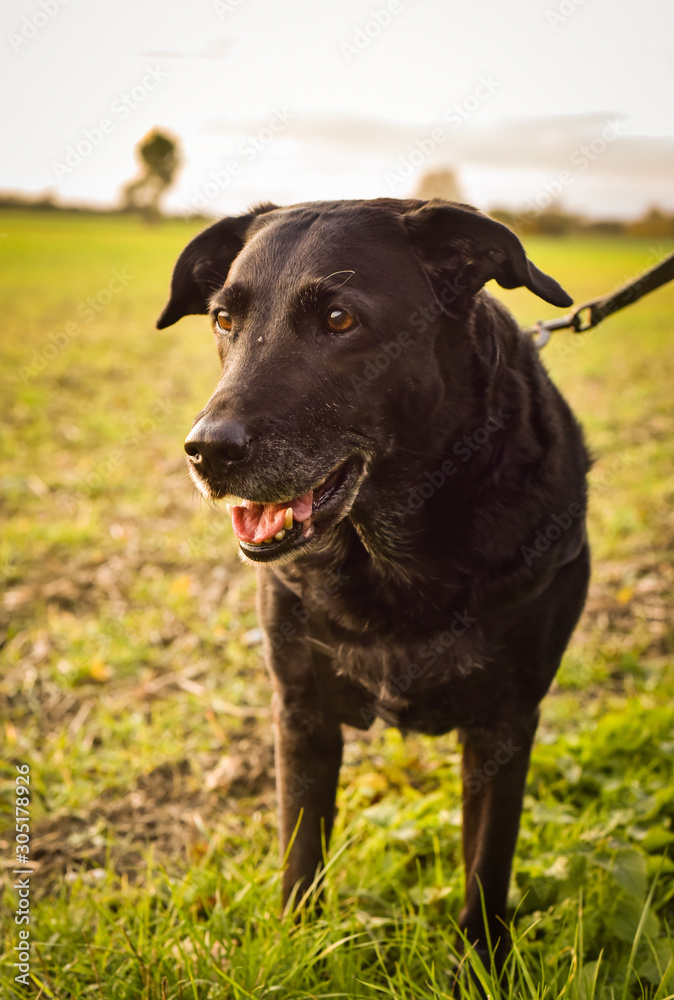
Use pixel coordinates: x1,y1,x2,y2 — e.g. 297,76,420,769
184,417,250,471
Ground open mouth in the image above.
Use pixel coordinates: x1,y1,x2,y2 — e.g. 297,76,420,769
226,457,362,563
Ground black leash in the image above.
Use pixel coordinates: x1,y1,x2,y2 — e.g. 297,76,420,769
528,251,674,348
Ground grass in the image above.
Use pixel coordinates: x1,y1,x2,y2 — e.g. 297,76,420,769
0,210,673,998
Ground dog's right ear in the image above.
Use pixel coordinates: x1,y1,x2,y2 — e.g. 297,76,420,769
156,204,278,329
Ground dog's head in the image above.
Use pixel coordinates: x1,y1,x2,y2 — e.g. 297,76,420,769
158,198,572,565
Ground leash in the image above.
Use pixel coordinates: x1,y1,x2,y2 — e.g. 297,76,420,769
528,251,674,348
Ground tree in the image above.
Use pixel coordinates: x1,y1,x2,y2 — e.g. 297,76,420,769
415,168,463,203
122,129,181,221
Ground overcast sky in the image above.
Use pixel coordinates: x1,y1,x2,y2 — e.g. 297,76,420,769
2,0,673,218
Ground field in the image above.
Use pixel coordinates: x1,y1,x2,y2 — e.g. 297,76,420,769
0,210,673,998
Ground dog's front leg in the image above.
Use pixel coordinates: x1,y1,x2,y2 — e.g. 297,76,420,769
458,711,539,966
259,576,343,908
272,675,343,907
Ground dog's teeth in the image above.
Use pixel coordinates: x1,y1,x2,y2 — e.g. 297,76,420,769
275,529,286,541
263,537,274,544
226,503,233,515
284,508,294,530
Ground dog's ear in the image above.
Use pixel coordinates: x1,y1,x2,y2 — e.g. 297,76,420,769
156,203,278,329
403,201,572,309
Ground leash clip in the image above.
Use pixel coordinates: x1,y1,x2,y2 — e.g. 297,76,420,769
532,322,551,349
532,314,575,349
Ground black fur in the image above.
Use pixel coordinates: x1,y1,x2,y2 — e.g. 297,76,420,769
158,198,590,967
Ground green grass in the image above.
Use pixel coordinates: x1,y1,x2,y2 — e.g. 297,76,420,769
0,211,673,998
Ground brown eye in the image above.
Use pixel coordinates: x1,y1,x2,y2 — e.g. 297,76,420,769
215,309,233,332
325,306,356,334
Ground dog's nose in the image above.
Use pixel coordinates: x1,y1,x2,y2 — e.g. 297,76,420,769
184,417,250,469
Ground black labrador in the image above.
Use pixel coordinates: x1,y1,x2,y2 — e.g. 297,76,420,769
158,198,590,967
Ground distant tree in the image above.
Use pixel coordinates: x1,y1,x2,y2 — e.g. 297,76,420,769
122,129,181,222
626,207,674,238
521,209,581,237
490,204,674,239
492,206,585,236
415,168,463,203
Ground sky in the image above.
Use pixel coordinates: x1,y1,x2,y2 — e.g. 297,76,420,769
1,0,673,219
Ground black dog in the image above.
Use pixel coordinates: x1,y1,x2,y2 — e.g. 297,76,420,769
158,198,590,966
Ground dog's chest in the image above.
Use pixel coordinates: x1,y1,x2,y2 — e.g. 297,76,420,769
274,562,509,734
309,608,506,735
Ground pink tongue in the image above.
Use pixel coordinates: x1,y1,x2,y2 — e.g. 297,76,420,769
230,492,313,543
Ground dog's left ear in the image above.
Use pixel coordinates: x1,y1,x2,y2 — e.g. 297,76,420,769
156,203,278,329
404,201,572,308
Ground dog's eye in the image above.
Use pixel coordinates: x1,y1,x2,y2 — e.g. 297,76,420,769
214,309,233,332
325,307,356,334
